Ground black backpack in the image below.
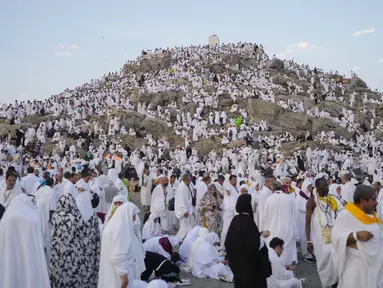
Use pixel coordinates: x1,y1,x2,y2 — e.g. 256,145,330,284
91,192,100,209
168,198,175,211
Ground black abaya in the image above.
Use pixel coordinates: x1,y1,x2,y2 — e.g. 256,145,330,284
225,194,271,288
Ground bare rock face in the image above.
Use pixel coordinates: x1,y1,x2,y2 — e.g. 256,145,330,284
139,118,168,138
350,76,368,89
219,93,234,107
247,99,284,123
273,75,287,87
193,138,221,156
281,141,343,156
275,94,314,111
273,112,312,132
123,55,173,75
266,58,284,72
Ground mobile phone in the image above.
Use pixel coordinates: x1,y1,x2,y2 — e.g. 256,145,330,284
291,261,297,266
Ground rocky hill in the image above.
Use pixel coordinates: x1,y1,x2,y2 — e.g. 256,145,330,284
3,43,383,158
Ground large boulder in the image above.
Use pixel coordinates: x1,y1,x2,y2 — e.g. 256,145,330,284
350,77,368,89
247,99,284,123
219,93,234,107
315,101,347,118
274,112,312,133
226,139,246,149
183,103,197,114
193,138,222,156
120,135,146,149
139,92,152,104
266,58,284,72
123,55,173,74
121,111,145,129
139,117,168,138
281,141,343,156
275,94,315,111
273,75,288,86
238,56,258,68
221,54,240,65
310,118,352,138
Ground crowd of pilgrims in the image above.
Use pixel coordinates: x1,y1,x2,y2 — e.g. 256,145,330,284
0,42,383,288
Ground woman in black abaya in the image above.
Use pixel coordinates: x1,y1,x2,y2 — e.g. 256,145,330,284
225,194,271,288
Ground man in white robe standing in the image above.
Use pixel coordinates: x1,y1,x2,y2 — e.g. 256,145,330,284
263,180,297,266
140,168,153,212
340,173,356,203
258,175,276,231
295,179,316,264
332,185,383,288
175,172,195,240
150,175,173,233
20,166,39,195
35,177,57,268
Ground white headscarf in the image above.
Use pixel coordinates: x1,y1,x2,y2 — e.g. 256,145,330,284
301,179,313,195
252,181,260,192
106,202,146,279
179,225,202,263
205,232,220,246
76,191,94,222
104,195,127,225
189,228,209,266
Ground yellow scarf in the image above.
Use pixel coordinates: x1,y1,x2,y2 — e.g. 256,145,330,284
319,194,338,212
345,202,383,225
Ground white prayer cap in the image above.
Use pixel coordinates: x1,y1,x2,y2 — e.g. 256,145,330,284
240,184,249,192
112,195,126,204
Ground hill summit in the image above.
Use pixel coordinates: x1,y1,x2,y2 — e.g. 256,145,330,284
2,42,383,163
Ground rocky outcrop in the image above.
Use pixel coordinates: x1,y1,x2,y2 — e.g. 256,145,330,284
247,99,284,123
350,76,368,89
123,55,173,74
267,58,284,72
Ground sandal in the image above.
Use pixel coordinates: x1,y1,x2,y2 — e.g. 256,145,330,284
219,274,234,283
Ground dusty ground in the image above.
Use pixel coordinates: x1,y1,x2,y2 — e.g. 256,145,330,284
130,192,321,288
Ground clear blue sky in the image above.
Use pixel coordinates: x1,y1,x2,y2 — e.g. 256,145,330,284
1,0,382,103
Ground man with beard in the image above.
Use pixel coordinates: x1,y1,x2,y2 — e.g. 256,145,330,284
332,185,383,288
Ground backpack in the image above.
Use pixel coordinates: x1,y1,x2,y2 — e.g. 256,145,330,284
168,198,175,211
91,191,100,209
